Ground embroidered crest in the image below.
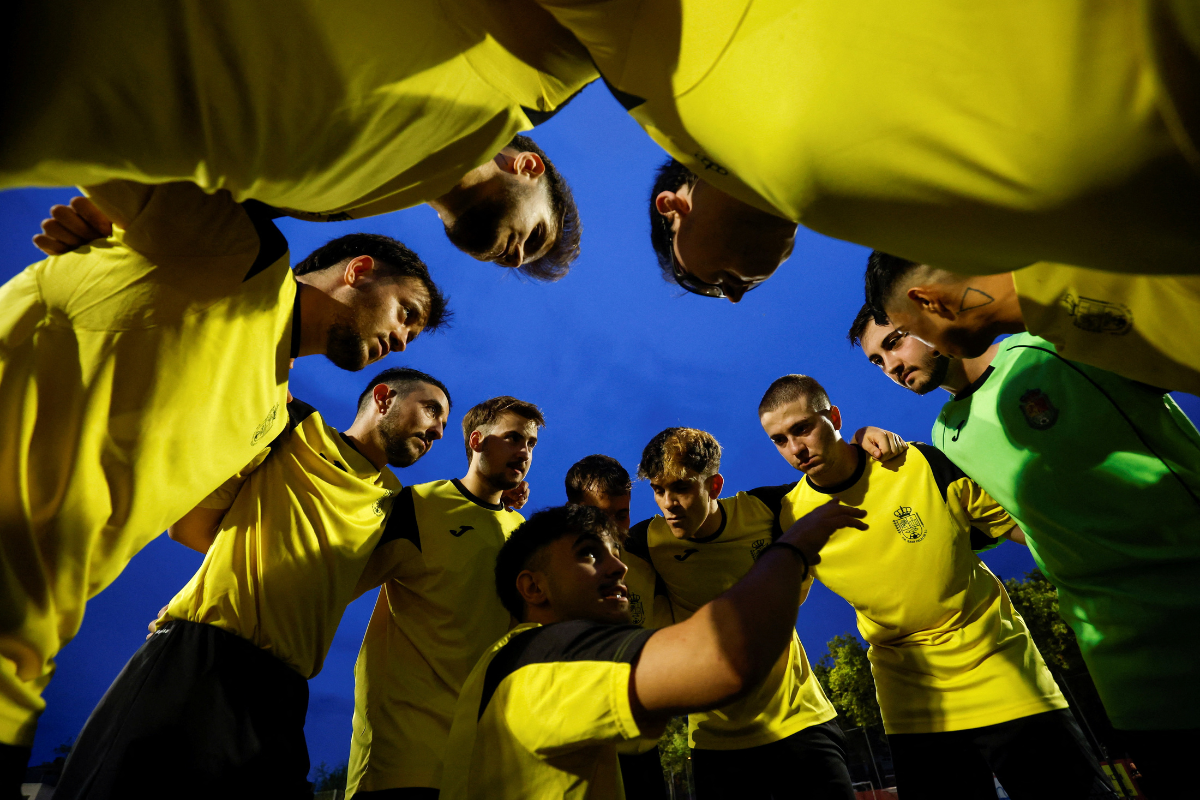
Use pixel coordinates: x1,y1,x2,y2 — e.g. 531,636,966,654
1019,389,1059,430
250,403,279,446
893,506,926,543
750,538,770,561
628,591,646,626
372,489,396,517
1061,294,1132,335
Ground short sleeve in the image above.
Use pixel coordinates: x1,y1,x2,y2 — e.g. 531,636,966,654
483,621,654,757
954,479,1016,540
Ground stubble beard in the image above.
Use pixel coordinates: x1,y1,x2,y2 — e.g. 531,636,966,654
324,318,369,372
909,352,951,395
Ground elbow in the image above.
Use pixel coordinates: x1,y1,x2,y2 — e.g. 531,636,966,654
167,525,183,543
705,650,775,709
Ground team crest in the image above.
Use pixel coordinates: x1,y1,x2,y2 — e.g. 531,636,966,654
250,403,279,446
1060,293,1132,335
1019,389,1059,430
750,538,770,561
372,489,396,517
628,591,645,626
893,506,926,543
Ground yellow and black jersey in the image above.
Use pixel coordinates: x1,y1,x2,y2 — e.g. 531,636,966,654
2,0,596,219
441,620,657,800
779,444,1066,734
0,180,292,747
163,400,402,679
615,538,673,631
537,0,1200,276
348,479,524,794
629,491,836,750
1013,262,1200,396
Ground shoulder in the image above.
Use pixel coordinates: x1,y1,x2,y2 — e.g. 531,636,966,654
625,519,654,560
909,442,969,501
490,621,652,677
745,483,799,513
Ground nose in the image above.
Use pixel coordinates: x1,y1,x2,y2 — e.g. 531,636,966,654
428,420,445,440
882,352,903,379
390,330,409,353
608,554,629,580
788,439,806,459
724,285,746,304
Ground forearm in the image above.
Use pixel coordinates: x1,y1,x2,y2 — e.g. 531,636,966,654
167,505,228,553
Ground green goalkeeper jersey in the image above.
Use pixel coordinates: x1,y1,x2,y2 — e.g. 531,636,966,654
931,333,1200,730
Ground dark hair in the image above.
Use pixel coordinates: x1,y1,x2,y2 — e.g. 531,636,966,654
565,455,631,503
648,159,699,284
863,250,920,325
494,504,616,620
758,375,832,417
355,367,451,415
294,233,451,333
637,427,721,482
461,395,546,461
509,134,581,282
847,302,878,349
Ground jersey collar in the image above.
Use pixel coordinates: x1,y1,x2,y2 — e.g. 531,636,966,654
689,503,728,544
806,444,867,495
951,366,995,402
452,478,506,511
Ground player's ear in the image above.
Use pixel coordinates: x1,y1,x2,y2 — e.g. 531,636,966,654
828,405,843,431
512,151,545,179
515,569,547,607
372,383,394,414
908,286,954,319
655,190,690,220
343,255,376,287
468,429,485,454
708,473,724,498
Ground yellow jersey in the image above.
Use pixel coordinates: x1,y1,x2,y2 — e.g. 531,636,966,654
0,180,293,747
1013,263,1200,396
164,400,402,679
348,479,524,793
538,0,1200,276
1,0,596,219
780,444,1067,734
615,538,674,631
441,620,657,800
630,491,836,750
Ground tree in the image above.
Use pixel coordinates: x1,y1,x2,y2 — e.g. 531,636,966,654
313,761,348,792
1002,569,1086,673
813,633,882,729
657,716,695,798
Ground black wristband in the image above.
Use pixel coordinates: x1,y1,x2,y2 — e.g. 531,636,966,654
762,541,810,579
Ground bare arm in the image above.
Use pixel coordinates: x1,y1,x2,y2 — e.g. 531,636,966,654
167,505,228,554
629,499,867,734
1005,525,1027,546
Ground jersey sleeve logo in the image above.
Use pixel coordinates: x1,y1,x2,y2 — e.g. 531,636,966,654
750,538,770,561
450,525,475,537
250,403,279,446
894,506,926,543
674,548,700,562
1019,389,1059,430
1060,293,1132,335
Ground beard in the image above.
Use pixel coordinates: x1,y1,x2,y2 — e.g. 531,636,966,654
909,352,951,395
477,450,523,492
445,197,508,260
324,317,370,372
378,414,425,468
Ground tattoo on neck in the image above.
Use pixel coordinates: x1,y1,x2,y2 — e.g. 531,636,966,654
959,287,994,312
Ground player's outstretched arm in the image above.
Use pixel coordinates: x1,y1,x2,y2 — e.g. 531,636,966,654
629,499,867,734
853,426,908,461
167,506,229,554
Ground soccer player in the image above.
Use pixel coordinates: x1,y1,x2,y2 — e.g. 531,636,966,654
631,428,854,800
758,374,1117,800
861,252,1200,396
440,499,869,799
4,0,593,276
347,396,543,798
0,179,447,791
566,454,669,800
51,368,450,799
848,311,1200,796
541,0,1200,284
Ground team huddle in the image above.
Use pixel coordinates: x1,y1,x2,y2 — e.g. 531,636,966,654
2,1,1199,799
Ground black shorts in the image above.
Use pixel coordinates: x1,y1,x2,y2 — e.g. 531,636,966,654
691,720,856,800
887,709,1117,800
54,620,311,800
0,743,31,800
619,745,667,800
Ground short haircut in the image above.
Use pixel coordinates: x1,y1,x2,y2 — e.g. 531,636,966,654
862,250,922,325
847,302,878,349
637,427,721,483
293,233,451,332
564,455,632,503
355,367,451,415
758,375,833,417
648,158,699,284
461,395,546,462
494,504,616,620
509,134,581,283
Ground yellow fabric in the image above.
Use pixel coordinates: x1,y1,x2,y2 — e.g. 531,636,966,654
1,0,597,218
1013,263,1200,396
616,544,673,630
645,493,836,749
780,445,1067,734
348,479,524,793
0,180,293,746
165,406,402,678
538,0,1200,276
441,622,651,800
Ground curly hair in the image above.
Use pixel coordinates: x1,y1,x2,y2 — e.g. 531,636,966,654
637,427,721,482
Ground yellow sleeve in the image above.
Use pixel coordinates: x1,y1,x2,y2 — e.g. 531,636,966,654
195,446,271,510
952,477,1015,540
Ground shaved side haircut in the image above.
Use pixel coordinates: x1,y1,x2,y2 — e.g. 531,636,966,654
355,367,451,415
758,375,832,417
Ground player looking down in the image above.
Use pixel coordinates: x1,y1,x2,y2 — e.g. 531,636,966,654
848,310,1200,796
0,180,447,791
439,500,869,799
50,368,450,799
758,373,1116,800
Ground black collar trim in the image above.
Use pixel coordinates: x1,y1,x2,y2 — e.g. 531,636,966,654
952,365,995,402
452,478,505,511
690,504,727,543
807,445,867,495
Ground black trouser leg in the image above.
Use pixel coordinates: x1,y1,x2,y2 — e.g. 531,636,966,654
0,743,31,800
887,729,999,800
975,710,1116,800
693,722,857,800
692,746,772,800
1114,727,1200,800
619,745,667,800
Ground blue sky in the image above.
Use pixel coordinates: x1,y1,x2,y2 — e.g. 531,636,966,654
5,84,1194,776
